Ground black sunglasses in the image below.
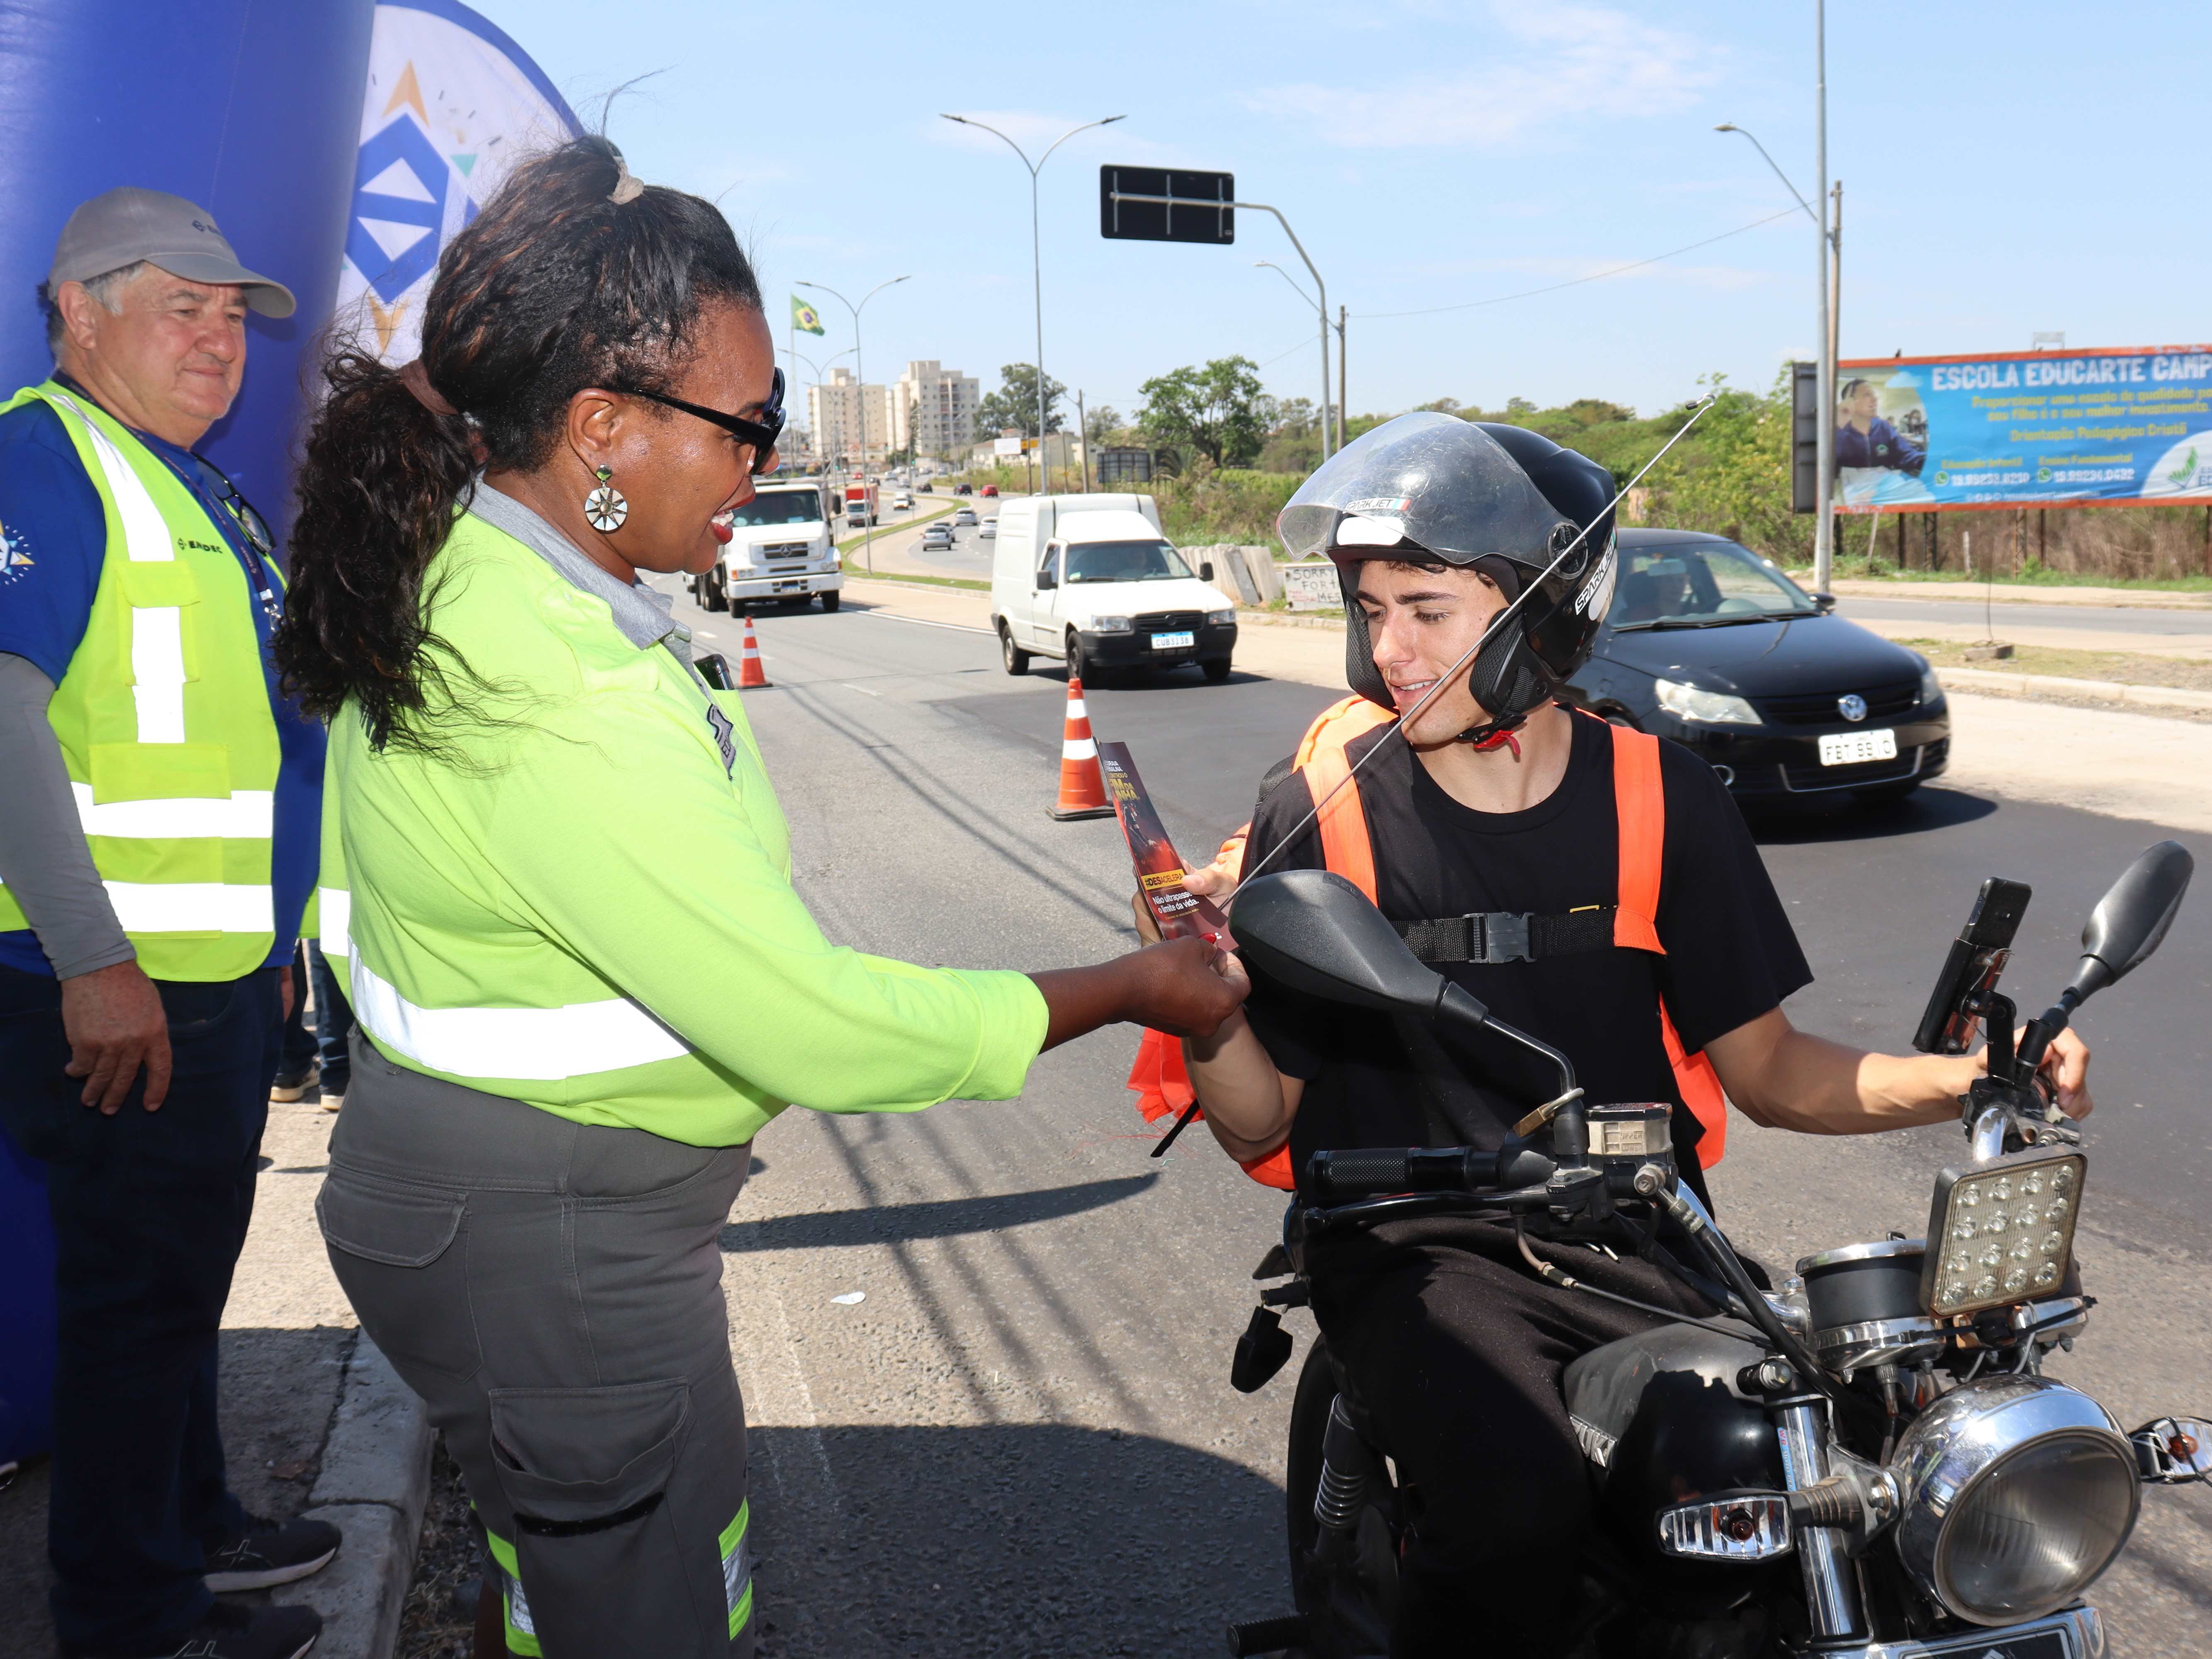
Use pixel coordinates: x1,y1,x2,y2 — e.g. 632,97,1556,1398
608,367,786,474
190,455,275,558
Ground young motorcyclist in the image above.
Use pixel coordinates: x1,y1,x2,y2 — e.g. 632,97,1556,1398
1136,413,2092,1657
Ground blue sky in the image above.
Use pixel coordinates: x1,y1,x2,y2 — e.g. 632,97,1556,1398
471,0,2212,426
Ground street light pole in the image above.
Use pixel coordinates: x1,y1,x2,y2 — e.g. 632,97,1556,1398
941,112,1124,492
1717,87,1837,591
787,347,855,469
796,276,909,474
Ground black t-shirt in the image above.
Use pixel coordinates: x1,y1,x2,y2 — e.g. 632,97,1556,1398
1240,710,1811,1196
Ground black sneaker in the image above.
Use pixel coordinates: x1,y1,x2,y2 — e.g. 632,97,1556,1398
269,1061,318,1103
202,1513,342,1591
67,1601,321,1659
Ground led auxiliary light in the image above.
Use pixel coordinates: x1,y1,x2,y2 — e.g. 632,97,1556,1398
1920,1148,2085,1319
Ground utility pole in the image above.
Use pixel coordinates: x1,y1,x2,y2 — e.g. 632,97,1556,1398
1829,180,1842,417
1257,257,1337,458
942,112,1124,495
1337,303,1348,447
1814,0,1833,593
1076,389,1090,491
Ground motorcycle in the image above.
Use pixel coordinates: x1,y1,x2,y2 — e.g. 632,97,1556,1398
1216,843,2208,1659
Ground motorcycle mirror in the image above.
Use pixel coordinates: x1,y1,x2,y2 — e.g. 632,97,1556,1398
2068,841,2193,1003
1231,869,1449,1018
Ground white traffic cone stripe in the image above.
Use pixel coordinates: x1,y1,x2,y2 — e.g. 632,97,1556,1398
1063,738,1097,761
1066,698,1087,720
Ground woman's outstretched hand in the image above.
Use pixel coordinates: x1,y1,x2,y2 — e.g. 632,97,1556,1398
1029,935,1247,1051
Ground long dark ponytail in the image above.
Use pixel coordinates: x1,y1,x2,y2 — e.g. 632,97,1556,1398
275,135,762,750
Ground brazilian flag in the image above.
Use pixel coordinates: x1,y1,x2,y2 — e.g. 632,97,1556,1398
791,296,825,336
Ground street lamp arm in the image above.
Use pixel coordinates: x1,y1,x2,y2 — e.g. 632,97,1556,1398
859,274,912,311
1714,124,1821,230
795,278,853,313
940,113,1039,175
1257,259,1319,314
1037,113,1125,170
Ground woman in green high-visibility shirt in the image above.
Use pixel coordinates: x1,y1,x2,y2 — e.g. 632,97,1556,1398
271,137,1239,1659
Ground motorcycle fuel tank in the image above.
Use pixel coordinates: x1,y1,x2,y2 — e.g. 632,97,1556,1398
1564,1322,1791,1598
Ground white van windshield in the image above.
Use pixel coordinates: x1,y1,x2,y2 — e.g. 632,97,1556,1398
1063,540,1192,583
730,491,824,527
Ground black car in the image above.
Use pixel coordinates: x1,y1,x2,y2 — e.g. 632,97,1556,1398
1565,529,1948,805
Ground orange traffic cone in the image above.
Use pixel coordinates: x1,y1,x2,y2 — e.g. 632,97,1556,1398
736,615,770,689
1048,676,1115,820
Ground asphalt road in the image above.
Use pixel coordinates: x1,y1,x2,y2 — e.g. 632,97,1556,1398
672,584,2212,1657
1837,593,2212,639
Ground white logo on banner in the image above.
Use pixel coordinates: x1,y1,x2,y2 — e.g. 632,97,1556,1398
333,2,579,364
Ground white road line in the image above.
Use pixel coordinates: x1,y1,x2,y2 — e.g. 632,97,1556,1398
853,610,994,637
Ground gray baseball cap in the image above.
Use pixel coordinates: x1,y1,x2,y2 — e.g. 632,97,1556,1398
49,187,296,318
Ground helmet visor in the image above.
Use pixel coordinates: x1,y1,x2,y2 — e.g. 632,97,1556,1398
1278,411,1570,565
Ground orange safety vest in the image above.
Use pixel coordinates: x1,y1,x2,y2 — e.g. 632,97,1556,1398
1126,698,1730,1189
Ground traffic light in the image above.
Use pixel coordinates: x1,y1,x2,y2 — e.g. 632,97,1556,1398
1791,360,1819,514
1099,166,1235,245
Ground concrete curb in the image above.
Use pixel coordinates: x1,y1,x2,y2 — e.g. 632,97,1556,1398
283,1335,433,1659
1937,665,2212,713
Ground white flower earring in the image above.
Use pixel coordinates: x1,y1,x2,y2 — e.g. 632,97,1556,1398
584,466,629,532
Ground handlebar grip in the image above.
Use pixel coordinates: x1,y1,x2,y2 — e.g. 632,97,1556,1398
1308,1145,1561,1202
1310,1148,1413,1200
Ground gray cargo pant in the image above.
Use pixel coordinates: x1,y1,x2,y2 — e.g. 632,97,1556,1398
317,1034,753,1659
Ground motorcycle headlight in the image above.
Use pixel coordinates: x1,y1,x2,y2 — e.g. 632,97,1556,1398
1654,677,1760,726
1890,1375,2139,1626
1920,1149,2085,1319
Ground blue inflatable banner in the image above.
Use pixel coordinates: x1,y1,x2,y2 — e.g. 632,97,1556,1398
1834,345,2212,514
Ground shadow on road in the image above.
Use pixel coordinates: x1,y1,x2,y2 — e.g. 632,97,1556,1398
1746,785,1999,846
748,1421,1284,1659
718,1175,1158,1253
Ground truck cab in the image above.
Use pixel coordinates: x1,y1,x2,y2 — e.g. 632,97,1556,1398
990,494,1238,684
693,480,844,613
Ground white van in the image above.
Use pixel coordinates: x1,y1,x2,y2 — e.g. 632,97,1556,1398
692,480,843,612
990,494,1239,683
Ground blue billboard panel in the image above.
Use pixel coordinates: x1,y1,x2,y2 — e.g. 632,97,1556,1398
1834,346,2212,513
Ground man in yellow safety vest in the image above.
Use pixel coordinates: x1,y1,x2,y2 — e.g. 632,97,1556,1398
0,189,336,1659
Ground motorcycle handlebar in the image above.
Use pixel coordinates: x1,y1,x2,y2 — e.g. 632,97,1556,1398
1307,1145,1557,1202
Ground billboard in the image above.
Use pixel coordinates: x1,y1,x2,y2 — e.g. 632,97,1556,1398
1833,345,2212,513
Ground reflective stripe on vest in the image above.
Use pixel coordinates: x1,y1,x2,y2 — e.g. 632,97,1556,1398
54,391,190,742
0,383,282,977
348,953,691,1082
318,885,352,961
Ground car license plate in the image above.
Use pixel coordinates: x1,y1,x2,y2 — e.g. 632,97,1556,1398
1151,631,1195,649
773,579,805,593
1915,1628,2068,1659
1818,728,1898,766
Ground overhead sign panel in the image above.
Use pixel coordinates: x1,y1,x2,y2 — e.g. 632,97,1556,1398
1834,345,2212,513
1100,166,1234,245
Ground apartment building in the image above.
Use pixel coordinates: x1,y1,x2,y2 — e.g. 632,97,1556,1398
891,360,980,460
806,367,894,466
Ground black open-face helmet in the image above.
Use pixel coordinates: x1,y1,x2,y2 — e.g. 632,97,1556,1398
1277,412,1618,730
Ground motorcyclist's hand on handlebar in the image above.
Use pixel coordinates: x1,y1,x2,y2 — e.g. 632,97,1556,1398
2035,1027,2092,1119
1971,1025,2093,1120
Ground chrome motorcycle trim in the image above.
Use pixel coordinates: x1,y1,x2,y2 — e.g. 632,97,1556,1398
1797,1237,1928,1273
1776,1399,1868,1641
1888,1375,2138,1626
1812,1313,1948,1375
1970,1104,2010,1163
1801,1603,2103,1658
